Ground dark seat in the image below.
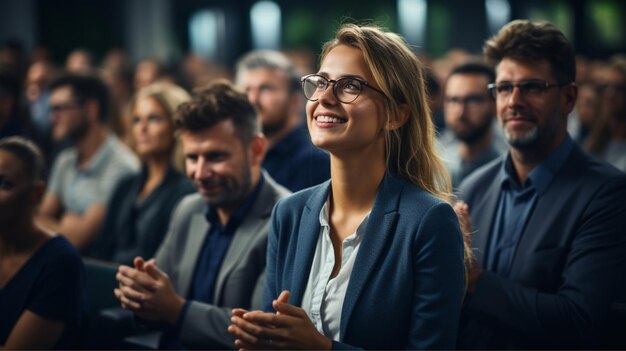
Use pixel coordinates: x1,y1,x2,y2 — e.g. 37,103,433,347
81,258,121,349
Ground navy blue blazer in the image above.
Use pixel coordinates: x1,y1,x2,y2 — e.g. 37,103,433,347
264,174,465,350
457,144,626,348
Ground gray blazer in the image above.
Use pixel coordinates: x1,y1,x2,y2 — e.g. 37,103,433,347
155,172,290,349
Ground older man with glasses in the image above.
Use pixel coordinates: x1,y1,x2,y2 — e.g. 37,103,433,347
235,50,329,192
455,20,626,349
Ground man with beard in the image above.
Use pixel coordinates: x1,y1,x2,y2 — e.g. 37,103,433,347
114,81,290,349
235,50,329,191
456,20,626,349
441,63,506,187
37,73,139,251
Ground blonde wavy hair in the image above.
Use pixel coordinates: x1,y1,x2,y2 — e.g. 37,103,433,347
320,23,452,202
130,82,191,172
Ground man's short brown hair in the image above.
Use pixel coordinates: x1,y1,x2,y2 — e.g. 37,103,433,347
174,80,260,144
483,20,575,84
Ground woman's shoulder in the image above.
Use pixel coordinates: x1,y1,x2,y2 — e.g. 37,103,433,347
33,236,82,268
387,176,451,213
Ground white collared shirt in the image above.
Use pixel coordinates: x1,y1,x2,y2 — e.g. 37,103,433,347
301,200,369,341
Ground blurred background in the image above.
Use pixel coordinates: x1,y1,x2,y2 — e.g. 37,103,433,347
1,0,624,72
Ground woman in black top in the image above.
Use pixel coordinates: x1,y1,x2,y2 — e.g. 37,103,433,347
92,82,194,264
0,136,85,349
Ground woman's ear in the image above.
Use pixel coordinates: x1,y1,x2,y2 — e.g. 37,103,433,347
387,104,409,131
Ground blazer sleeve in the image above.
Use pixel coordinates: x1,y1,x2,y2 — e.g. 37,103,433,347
155,195,194,271
465,175,626,344
263,200,282,312
407,202,465,349
178,302,234,349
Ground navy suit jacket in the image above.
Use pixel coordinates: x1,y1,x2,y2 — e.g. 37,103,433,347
264,174,465,350
457,144,626,348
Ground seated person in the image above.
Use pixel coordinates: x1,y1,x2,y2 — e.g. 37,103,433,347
90,83,194,265
0,136,85,349
37,72,139,252
113,81,291,349
235,50,330,191
228,24,465,350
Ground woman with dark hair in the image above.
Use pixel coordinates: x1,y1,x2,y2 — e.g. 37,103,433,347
228,24,465,350
91,82,194,264
0,136,85,349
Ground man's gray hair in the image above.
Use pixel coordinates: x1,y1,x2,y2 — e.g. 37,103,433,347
235,50,301,93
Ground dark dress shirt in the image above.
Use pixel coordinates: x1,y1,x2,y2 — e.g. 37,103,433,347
486,136,574,277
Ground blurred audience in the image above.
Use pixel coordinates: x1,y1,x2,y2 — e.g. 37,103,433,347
65,48,95,73
0,136,86,349
424,68,446,133
0,70,30,139
134,59,164,92
586,58,626,172
568,82,598,145
37,72,139,252
25,60,55,139
90,82,194,265
235,50,329,191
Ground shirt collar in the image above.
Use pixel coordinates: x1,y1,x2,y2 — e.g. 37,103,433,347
205,173,265,231
318,196,370,243
499,134,574,195
77,133,115,174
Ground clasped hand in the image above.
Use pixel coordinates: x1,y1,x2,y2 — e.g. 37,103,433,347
227,291,332,350
113,257,185,325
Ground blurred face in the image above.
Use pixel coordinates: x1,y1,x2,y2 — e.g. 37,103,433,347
495,58,574,150
182,120,257,209
66,51,91,73
49,86,88,141
575,85,599,127
0,150,36,225
444,73,495,144
135,61,160,91
132,97,174,158
238,68,293,137
598,68,626,121
306,44,386,155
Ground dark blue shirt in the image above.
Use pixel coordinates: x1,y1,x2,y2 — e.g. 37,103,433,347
262,124,330,192
485,136,574,277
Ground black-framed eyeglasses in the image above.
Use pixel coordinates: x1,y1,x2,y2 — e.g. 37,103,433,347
301,74,386,103
487,80,571,99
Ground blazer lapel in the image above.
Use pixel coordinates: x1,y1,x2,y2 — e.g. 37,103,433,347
508,148,577,277
470,177,501,266
180,213,209,294
213,178,276,304
291,181,330,306
340,175,402,339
